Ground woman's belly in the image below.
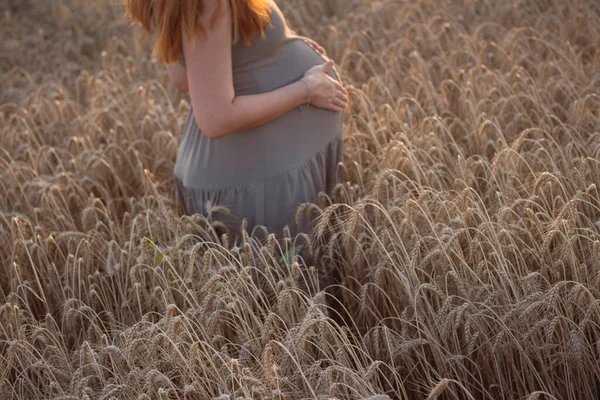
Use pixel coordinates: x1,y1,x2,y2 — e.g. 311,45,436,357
232,36,341,94
174,38,344,190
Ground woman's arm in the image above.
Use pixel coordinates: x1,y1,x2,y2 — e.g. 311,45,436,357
166,63,189,93
183,0,347,140
168,38,329,98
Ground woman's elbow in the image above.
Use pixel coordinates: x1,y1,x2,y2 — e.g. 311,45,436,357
203,127,222,140
168,72,188,93
193,112,228,140
172,79,189,93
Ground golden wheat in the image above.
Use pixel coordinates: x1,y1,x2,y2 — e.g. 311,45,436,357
2,0,600,398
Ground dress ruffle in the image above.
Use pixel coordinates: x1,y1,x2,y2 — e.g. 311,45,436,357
175,135,344,238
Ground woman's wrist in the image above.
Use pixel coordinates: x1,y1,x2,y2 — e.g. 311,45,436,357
299,78,311,104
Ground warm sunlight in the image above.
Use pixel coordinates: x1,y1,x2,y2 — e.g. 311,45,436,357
2,0,600,399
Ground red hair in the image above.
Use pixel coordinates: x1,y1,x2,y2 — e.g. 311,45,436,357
125,0,272,64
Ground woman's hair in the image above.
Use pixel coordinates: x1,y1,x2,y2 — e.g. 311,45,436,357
125,0,272,64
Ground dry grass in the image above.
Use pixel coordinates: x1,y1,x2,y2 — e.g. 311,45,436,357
2,0,600,398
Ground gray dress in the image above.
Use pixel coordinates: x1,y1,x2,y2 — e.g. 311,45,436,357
174,0,344,239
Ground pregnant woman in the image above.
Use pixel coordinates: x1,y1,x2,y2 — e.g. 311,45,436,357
126,0,347,241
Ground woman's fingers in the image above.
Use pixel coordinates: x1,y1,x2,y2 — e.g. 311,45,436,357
316,43,326,55
330,82,348,103
329,78,347,95
323,96,345,112
319,60,335,73
332,97,348,110
333,88,349,105
302,37,327,55
335,87,348,100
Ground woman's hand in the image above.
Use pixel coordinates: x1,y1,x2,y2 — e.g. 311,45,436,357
302,60,348,113
289,29,327,56
301,36,327,56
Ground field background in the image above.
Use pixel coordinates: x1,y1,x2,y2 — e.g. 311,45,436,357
2,0,600,399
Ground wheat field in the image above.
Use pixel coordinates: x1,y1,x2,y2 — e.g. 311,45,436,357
2,0,600,398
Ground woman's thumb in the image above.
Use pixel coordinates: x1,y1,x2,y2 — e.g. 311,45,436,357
320,60,334,72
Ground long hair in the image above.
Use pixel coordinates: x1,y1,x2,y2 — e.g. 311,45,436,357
125,0,272,64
